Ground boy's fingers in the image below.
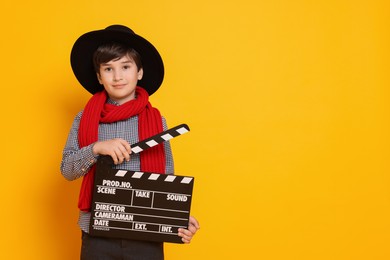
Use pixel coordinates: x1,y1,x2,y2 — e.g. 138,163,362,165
117,140,131,162
178,229,192,244
187,224,198,234
111,139,131,164
122,143,131,161
189,216,200,229
111,153,119,164
176,216,200,243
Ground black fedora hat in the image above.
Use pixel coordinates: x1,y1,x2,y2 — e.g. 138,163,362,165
70,25,164,95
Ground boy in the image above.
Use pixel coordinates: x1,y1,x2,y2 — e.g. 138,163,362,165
61,25,199,260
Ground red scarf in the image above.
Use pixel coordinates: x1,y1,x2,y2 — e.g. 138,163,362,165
78,86,166,212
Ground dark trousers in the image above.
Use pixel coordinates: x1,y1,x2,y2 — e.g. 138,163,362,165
81,232,164,260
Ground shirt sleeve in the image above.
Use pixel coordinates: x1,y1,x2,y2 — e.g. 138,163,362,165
162,117,174,175
60,111,98,181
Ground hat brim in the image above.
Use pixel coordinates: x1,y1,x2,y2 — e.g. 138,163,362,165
70,27,164,95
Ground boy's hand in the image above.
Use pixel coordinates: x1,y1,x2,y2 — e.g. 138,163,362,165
178,216,200,244
92,138,131,164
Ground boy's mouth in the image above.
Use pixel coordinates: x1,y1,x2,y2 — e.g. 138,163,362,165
112,84,126,88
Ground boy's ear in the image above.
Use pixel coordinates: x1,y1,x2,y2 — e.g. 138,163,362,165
137,68,144,80
97,73,102,84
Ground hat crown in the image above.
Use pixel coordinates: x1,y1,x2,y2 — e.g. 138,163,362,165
105,25,135,34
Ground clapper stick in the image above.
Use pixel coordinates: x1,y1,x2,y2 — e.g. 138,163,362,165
99,124,190,166
130,123,190,154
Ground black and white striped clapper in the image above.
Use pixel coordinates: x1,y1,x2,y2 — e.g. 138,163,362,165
89,124,194,244
130,124,190,154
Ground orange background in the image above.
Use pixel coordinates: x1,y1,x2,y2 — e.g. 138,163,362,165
1,0,389,259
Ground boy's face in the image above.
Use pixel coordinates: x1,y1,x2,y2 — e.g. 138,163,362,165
97,55,143,105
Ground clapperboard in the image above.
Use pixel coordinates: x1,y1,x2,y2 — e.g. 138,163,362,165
90,124,194,243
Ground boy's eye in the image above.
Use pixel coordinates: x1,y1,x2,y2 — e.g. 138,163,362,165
104,67,112,72
123,65,130,69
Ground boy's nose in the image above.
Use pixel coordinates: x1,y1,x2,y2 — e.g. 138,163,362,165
113,71,123,81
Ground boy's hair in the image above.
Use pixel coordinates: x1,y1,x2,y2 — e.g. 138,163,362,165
93,42,143,74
